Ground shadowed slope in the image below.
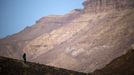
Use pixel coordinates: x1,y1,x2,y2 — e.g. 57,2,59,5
0,56,87,75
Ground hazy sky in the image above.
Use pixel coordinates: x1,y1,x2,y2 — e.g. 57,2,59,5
0,0,83,38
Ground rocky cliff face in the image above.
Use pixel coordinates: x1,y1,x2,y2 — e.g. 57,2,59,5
0,0,134,73
83,0,134,12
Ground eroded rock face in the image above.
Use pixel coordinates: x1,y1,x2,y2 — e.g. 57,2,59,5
0,0,134,73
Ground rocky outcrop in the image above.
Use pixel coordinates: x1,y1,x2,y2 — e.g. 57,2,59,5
83,0,134,12
0,0,134,73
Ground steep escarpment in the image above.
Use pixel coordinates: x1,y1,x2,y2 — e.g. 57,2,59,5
0,0,134,73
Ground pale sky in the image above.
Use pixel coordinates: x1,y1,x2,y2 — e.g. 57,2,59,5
0,0,83,38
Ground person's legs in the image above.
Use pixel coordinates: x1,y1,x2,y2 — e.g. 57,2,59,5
24,58,26,63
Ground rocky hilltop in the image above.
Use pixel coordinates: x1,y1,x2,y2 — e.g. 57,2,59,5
0,0,134,73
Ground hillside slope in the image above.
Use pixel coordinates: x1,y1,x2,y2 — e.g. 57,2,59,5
24,6,134,73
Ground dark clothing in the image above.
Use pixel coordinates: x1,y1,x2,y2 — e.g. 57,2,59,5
23,53,26,63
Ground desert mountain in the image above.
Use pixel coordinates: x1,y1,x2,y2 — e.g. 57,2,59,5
0,0,134,73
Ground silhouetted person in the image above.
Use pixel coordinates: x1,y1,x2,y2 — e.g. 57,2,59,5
23,53,26,63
